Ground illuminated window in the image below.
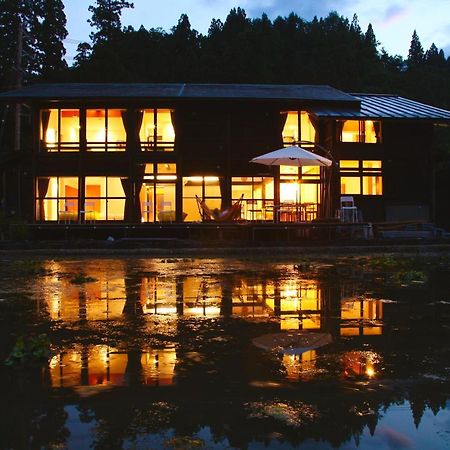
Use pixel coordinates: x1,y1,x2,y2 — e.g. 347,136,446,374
36,177,79,221
140,164,177,223
85,177,126,220
140,109,175,152
86,109,126,152
182,176,221,222
232,177,274,221
282,111,316,145
40,109,79,152
278,165,321,221
339,120,381,143
340,160,383,195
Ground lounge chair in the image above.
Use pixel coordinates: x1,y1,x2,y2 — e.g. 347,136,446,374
195,194,244,222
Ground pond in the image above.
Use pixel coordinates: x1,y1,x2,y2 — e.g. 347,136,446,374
0,254,450,449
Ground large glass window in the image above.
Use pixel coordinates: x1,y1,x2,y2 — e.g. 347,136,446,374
140,109,175,152
140,164,177,222
183,176,221,222
85,177,126,220
282,111,316,145
40,109,80,152
279,165,320,221
340,160,383,195
340,120,381,143
86,109,126,152
232,177,274,221
36,177,79,221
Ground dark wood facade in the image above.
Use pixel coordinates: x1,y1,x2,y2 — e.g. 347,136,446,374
0,84,449,227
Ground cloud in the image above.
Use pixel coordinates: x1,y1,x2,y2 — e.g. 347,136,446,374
242,0,354,21
378,4,410,28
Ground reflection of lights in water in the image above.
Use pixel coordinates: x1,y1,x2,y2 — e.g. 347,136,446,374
49,354,60,369
342,351,380,378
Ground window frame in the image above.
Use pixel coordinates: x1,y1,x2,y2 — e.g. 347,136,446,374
140,109,175,152
40,108,80,152
339,120,381,144
339,160,383,196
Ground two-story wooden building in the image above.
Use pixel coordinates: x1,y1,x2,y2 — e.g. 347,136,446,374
1,83,450,227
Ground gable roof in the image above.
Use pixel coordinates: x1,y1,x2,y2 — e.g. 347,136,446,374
311,93,450,122
0,83,358,103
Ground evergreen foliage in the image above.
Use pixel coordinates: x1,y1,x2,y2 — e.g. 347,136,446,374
0,0,67,87
0,3,450,110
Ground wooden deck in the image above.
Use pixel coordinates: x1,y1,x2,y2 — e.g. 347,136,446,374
25,221,375,243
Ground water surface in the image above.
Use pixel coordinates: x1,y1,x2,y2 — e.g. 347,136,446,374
1,255,449,449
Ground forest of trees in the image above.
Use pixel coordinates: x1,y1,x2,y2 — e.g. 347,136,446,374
1,1,450,109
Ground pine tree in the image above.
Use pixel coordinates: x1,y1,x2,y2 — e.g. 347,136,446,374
407,30,424,69
88,0,134,45
0,0,39,87
425,43,446,67
35,0,68,80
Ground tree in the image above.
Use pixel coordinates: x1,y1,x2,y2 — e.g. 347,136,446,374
0,0,39,88
407,30,424,69
35,0,68,80
88,0,134,45
425,43,446,67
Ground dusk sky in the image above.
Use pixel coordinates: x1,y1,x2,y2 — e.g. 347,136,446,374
63,0,450,63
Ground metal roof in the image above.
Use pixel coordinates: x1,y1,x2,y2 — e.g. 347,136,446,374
0,83,358,103
312,93,450,121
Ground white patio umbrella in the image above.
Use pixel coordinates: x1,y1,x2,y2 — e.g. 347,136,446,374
250,145,332,167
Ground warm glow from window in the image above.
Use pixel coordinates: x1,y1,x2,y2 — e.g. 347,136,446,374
340,177,360,195
363,160,382,169
41,109,79,151
340,160,359,169
86,109,126,151
282,112,299,143
341,120,359,142
280,182,299,203
340,160,382,196
341,120,380,143
363,176,383,195
364,121,377,143
140,109,175,151
301,112,316,143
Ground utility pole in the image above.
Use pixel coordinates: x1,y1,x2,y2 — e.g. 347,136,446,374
14,18,23,153
14,18,23,218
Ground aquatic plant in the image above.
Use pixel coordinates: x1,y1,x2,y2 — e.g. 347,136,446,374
164,436,205,449
5,333,51,367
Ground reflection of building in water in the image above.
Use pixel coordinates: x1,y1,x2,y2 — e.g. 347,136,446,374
48,345,176,388
40,262,384,338
283,350,317,381
265,281,322,330
43,261,127,321
340,294,383,336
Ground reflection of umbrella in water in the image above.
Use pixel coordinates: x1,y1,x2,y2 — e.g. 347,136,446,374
250,145,332,167
252,331,332,355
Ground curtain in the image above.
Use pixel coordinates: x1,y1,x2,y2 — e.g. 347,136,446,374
336,120,344,141
276,112,288,148
134,110,144,152
37,177,50,221
373,121,381,143
133,164,146,222
120,177,133,222
40,110,51,152
121,109,143,153
121,110,132,149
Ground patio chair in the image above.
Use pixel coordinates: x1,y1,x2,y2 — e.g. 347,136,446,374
195,195,244,222
339,196,359,223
